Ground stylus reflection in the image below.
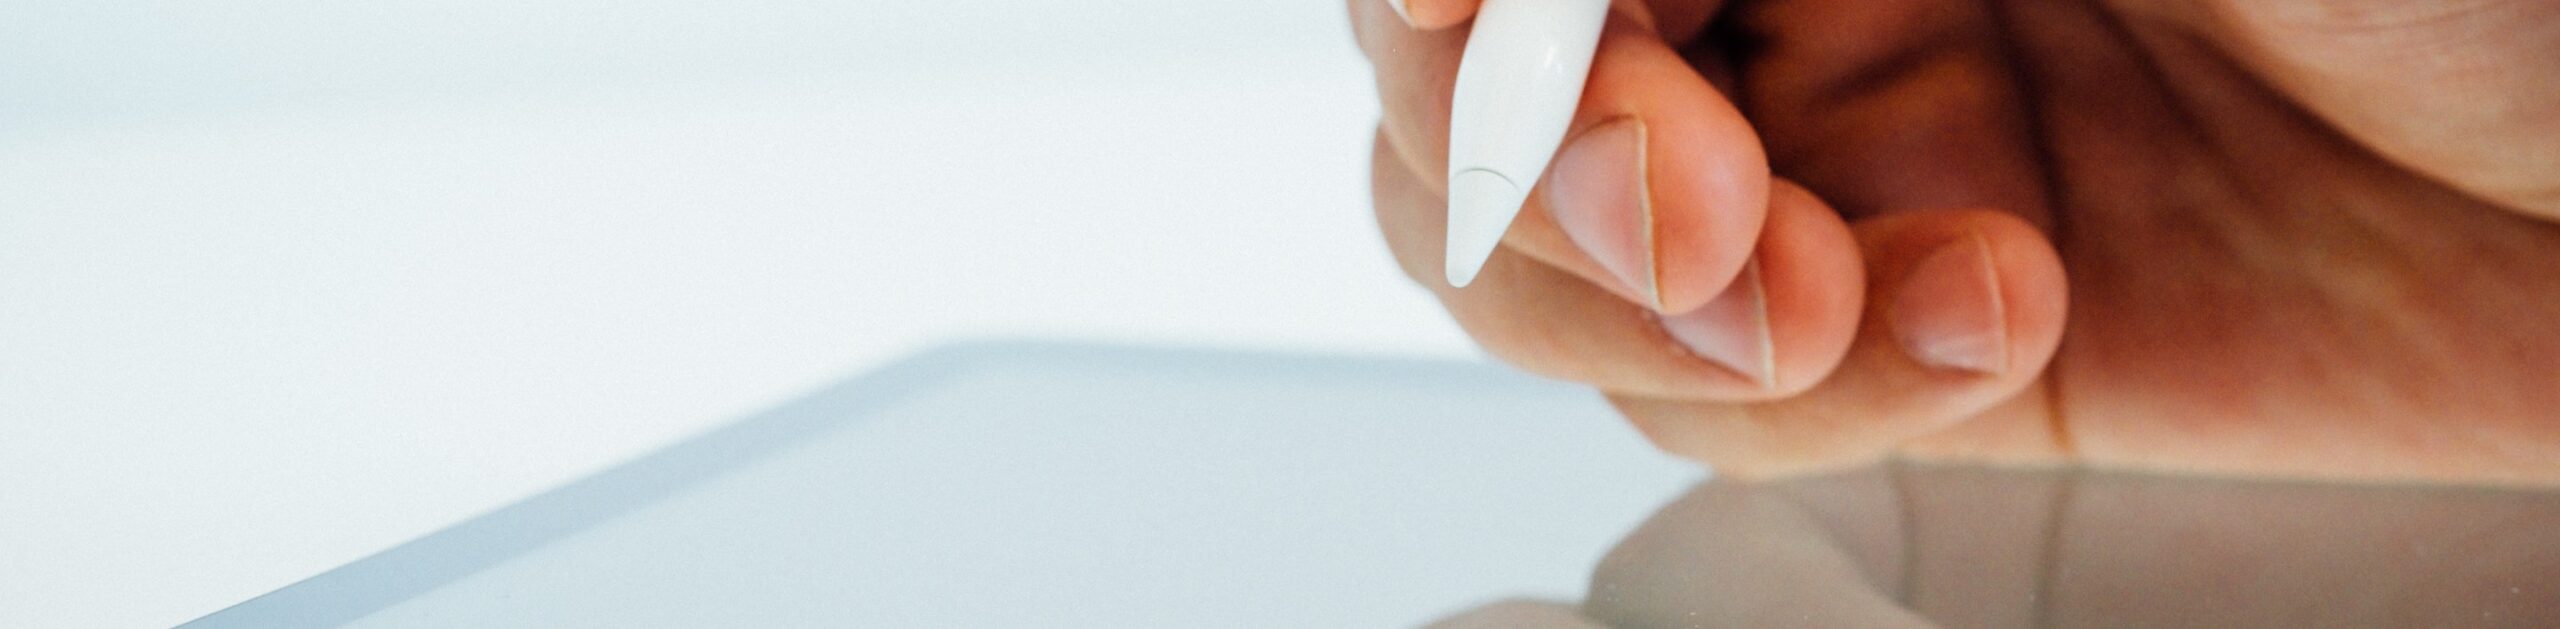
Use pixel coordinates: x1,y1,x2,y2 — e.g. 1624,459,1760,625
1436,465,2560,628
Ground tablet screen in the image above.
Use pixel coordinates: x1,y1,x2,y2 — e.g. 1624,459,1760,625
194,343,1700,627
191,343,2560,627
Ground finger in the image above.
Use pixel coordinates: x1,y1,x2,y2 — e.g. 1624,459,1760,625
1377,130,1864,399
1357,0,1731,40
1613,209,2069,478
1731,0,2053,228
1380,0,1484,31
1358,0,1766,315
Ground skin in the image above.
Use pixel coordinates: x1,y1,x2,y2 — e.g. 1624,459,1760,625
1353,0,2560,485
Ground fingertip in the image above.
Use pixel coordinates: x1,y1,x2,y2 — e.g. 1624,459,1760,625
1753,181,1866,396
1865,210,2067,383
1428,4,1764,319
1400,0,1483,30
1984,217,2069,372
1568,16,1769,315
1892,233,2012,375
1652,181,1865,399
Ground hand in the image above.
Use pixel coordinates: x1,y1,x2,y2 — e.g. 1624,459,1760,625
1353,0,2560,484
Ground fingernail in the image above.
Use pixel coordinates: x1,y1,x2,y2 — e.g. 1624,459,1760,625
1660,260,1774,389
1385,0,1415,26
1891,234,2008,375
1543,117,1661,310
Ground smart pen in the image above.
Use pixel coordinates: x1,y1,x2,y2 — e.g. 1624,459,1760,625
1443,0,1611,287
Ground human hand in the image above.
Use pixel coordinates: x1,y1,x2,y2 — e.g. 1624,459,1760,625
1353,0,2560,484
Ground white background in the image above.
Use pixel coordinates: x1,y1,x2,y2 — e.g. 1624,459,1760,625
0,0,1482,625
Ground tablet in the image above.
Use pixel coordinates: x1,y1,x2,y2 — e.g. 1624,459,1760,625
186,342,1700,627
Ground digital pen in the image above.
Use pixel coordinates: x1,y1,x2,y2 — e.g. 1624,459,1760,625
1443,0,1611,287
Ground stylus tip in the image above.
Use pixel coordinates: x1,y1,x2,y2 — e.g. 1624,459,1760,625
1444,169,1524,288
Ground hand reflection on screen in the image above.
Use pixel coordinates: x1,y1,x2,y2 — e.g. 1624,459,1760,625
1433,465,2560,628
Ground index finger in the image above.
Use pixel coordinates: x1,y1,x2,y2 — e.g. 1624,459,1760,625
1351,0,1771,314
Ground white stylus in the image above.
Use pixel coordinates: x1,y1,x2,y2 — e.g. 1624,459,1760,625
1443,0,1611,287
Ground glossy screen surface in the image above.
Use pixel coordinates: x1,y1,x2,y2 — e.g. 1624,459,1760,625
189,344,1700,627
191,343,2560,628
